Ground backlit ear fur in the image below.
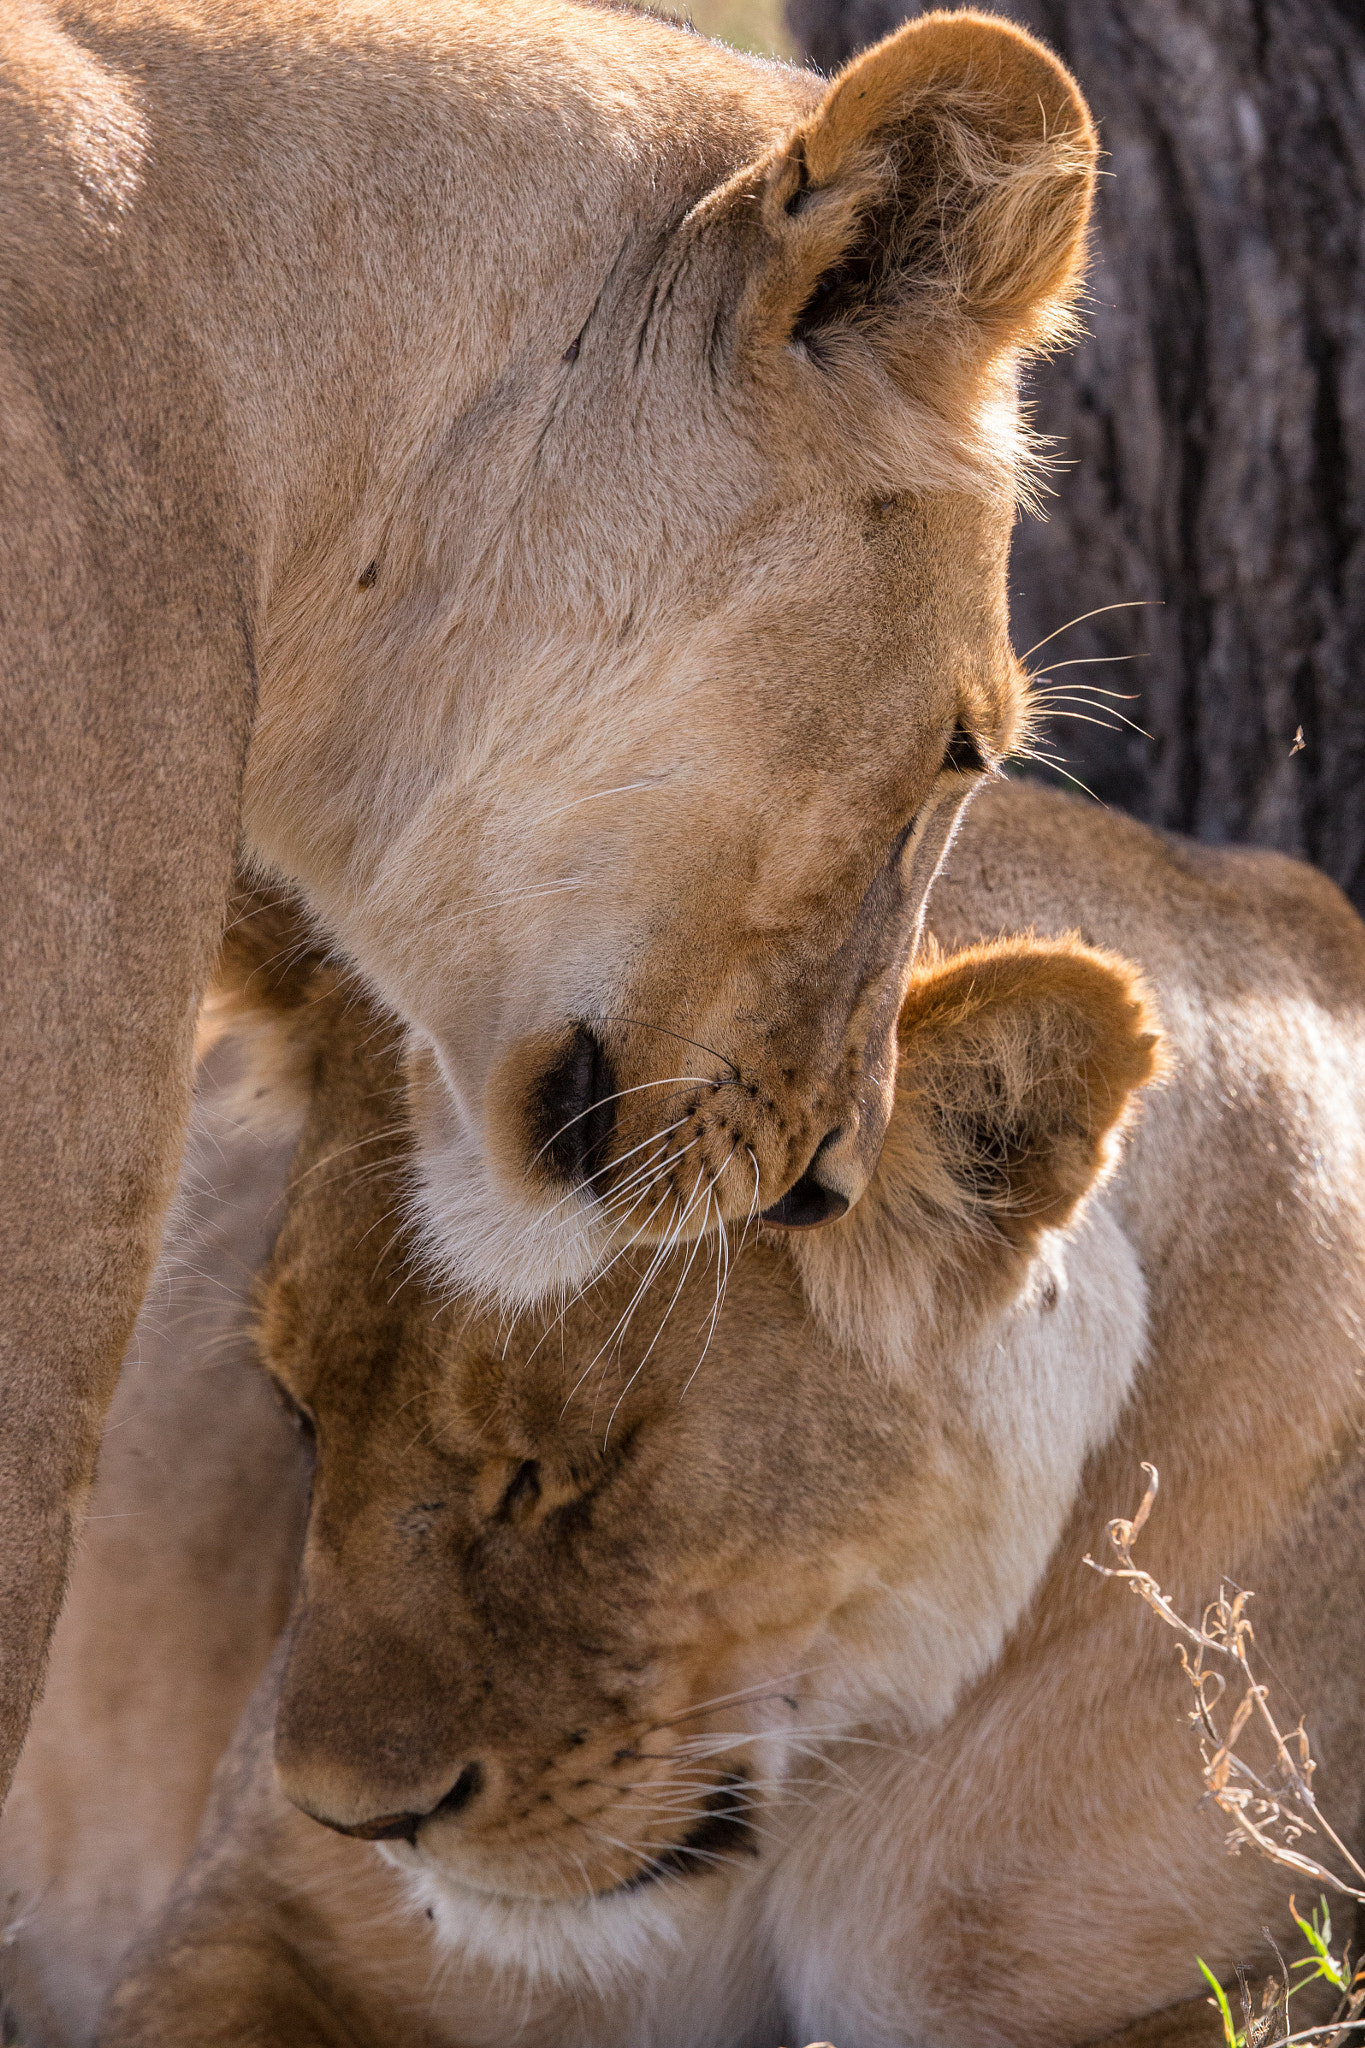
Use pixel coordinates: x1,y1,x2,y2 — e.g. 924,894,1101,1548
790,935,1161,1367
753,11,1097,368
196,878,349,1128
706,11,1095,500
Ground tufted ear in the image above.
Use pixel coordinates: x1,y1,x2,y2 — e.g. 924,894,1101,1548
736,11,1096,382
201,881,411,1155
891,936,1161,1253
200,877,335,1027
196,877,348,1109
788,935,1160,1359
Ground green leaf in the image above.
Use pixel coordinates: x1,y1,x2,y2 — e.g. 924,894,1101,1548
1289,1896,1346,1990
1198,1959,1243,2048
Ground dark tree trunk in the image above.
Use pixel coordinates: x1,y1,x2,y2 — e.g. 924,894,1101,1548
786,0,1365,908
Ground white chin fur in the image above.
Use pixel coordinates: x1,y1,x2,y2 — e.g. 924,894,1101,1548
380,1846,777,2046
408,1094,610,1312
387,1853,691,1988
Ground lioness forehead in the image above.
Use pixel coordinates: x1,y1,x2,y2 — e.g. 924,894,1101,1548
265,1191,827,1464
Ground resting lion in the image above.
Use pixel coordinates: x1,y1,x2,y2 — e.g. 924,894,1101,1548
0,0,1098,1794
8,780,1365,2048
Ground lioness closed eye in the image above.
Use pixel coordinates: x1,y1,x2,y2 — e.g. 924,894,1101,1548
3,0,1098,1798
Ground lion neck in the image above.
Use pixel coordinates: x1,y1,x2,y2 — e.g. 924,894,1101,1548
804,1199,1149,1733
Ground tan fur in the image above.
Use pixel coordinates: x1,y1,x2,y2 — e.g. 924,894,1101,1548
0,0,1096,1800
10,783,1365,2046
0,1039,310,2045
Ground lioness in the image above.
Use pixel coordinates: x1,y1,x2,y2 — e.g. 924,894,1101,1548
0,0,1097,1795
10,780,1365,2047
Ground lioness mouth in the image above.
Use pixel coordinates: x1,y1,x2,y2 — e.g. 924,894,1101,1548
610,1774,757,1895
759,1130,850,1230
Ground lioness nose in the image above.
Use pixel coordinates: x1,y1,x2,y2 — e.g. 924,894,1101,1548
531,1024,618,1190
761,1128,851,1231
312,1761,485,1845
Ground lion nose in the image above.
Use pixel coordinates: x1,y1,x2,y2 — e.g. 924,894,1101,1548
312,1761,485,1845
530,1024,618,1190
760,1128,852,1231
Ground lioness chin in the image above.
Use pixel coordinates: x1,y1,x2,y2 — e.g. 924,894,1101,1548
1,0,1099,1798
8,782,1365,2048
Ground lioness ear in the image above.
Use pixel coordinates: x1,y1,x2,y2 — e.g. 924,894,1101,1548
196,879,343,1111
205,879,333,1028
893,935,1160,1254
787,935,1160,1362
742,11,1096,374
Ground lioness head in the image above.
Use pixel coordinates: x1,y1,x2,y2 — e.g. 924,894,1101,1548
244,5,1098,1307
229,899,1156,1966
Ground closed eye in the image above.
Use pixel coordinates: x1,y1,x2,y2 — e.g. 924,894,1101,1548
265,1372,317,1445
944,722,987,775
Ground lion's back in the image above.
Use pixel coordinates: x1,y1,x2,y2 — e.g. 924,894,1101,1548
933,778,1365,1016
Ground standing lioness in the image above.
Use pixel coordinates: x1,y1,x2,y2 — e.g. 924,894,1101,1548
0,0,1097,1796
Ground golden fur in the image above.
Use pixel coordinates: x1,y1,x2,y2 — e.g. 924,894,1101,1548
9,782,1365,2047
0,0,1096,1798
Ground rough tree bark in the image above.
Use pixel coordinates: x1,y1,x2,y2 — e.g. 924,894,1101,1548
786,0,1365,908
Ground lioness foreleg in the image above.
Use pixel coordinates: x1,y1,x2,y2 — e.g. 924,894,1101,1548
0,328,257,1804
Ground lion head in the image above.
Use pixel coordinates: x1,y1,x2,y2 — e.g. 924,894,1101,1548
222,892,1157,1974
241,5,1098,1309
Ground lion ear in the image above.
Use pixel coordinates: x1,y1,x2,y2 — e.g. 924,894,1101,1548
196,878,341,1097
203,882,409,1155
787,935,1159,1362
206,880,332,1024
892,936,1161,1256
740,11,1096,374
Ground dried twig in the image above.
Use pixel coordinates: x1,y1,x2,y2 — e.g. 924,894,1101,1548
1085,1465,1365,1905
1087,1467,1365,2046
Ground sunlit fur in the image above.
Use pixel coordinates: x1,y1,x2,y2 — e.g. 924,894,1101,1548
19,787,1365,2048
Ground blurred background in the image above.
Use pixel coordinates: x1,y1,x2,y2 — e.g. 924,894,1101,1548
688,0,1365,914
687,0,791,57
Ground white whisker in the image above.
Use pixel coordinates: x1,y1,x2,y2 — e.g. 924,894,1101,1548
1017,599,1158,664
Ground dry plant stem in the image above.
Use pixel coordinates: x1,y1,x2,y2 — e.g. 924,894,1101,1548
1086,1466,1365,1905
1272,1969,1365,2048
1088,1469,1365,2043
1320,1972,1365,2048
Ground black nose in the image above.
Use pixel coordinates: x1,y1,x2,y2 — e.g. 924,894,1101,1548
320,1763,485,1847
760,1130,851,1231
530,1024,618,1190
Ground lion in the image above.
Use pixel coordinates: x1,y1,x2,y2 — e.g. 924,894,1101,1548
0,0,1099,1799
8,779,1365,2047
